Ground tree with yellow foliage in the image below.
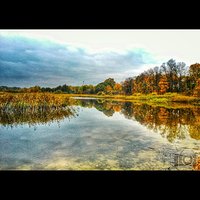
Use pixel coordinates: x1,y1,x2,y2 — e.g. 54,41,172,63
193,78,200,97
158,75,169,94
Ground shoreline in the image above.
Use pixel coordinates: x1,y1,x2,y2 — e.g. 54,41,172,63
1,92,200,109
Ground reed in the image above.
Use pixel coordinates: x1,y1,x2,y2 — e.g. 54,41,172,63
0,92,77,127
0,92,72,111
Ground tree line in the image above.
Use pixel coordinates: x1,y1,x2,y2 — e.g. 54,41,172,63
122,59,200,96
1,59,200,96
0,78,122,95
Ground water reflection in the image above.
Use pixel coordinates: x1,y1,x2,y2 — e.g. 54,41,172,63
1,98,200,142
1,98,200,170
0,106,78,128
74,99,200,142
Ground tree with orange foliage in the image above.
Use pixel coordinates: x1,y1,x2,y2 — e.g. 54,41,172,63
105,85,113,94
114,83,122,94
193,78,200,97
189,63,200,81
113,105,122,112
158,76,169,94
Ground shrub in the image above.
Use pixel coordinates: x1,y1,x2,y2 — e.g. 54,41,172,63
97,91,106,95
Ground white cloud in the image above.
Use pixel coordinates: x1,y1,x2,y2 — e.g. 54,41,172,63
1,30,200,87
1,29,200,66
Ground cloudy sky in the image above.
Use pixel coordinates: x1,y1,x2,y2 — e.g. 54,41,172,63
1,30,200,87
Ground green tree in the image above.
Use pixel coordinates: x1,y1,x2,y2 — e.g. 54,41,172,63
95,78,116,93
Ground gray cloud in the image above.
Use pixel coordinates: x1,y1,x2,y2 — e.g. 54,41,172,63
0,35,157,87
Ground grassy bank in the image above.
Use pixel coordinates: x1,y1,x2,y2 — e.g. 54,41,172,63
66,93,200,104
1,92,200,109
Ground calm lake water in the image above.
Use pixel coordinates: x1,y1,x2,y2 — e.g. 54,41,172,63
0,98,200,170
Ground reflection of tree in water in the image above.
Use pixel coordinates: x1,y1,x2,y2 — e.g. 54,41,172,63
131,106,194,142
0,106,78,128
76,99,115,117
189,110,200,140
123,104,200,142
121,102,134,119
75,99,200,142
1,97,200,141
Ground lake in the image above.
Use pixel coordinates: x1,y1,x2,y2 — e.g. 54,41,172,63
0,98,200,170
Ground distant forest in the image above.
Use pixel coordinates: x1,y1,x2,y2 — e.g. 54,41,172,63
1,59,200,97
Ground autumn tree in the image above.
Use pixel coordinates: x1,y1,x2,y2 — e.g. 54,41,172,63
133,67,161,94
183,76,193,95
95,78,116,94
145,68,157,93
122,77,134,95
193,78,200,97
113,83,122,94
105,85,113,94
158,75,169,94
27,86,41,93
189,63,200,81
153,67,161,93
134,73,149,94
176,62,186,93
189,63,200,94
104,78,116,88
160,59,178,92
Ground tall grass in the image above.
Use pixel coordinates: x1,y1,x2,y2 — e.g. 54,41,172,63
0,92,72,111
1,92,200,111
0,92,77,127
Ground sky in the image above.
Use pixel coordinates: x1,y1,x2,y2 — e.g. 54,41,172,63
1,30,200,87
